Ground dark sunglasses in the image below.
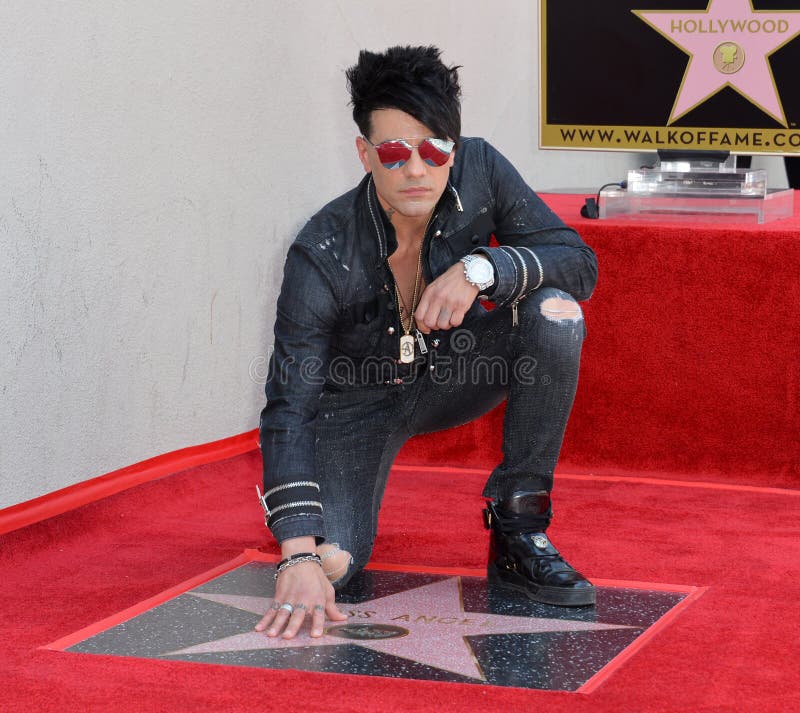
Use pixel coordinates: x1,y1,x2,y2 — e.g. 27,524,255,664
364,137,455,169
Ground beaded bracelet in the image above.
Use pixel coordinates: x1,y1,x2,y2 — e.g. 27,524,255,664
274,552,322,580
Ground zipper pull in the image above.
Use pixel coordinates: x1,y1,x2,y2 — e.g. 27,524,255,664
511,301,519,327
415,329,428,354
450,184,464,212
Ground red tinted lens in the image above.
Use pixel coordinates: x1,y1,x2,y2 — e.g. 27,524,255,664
374,141,412,168
418,139,454,167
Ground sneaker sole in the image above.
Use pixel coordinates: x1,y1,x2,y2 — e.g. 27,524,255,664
487,563,596,607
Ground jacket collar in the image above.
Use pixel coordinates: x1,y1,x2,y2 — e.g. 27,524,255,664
365,176,464,261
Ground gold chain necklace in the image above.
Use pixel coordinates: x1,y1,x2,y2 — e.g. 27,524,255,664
394,243,423,331
389,214,431,364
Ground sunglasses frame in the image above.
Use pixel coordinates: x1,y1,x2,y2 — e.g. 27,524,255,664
363,136,455,170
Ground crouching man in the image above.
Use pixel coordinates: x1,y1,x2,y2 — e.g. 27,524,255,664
256,45,598,639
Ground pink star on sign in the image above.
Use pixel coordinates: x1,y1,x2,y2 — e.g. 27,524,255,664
634,0,800,125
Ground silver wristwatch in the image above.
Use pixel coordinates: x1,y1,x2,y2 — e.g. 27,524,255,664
460,254,495,292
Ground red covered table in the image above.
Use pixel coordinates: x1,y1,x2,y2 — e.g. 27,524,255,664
400,192,800,487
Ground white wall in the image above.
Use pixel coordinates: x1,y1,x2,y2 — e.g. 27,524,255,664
0,1,790,508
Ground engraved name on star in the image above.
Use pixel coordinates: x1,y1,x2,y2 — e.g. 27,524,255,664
634,0,800,125
163,577,633,680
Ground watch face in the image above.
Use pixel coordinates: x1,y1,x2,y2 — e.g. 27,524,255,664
470,259,493,283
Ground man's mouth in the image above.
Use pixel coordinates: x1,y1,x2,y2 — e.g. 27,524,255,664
401,187,431,195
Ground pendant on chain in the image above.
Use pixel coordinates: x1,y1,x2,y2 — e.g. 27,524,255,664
399,334,415,363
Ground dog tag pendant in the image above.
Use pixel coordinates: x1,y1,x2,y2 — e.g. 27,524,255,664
399,334,415,363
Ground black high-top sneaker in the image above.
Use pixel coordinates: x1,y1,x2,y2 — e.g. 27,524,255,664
484,491,596,607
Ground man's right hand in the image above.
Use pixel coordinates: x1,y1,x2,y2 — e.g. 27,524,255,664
254,538,347,639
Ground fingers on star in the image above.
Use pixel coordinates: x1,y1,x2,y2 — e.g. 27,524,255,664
282,603,308,639
310,604,327,637
256,600,332,639
254,602,280,632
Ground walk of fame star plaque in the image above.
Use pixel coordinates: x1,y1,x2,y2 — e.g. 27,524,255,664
46,552,703,692
540,1,800,154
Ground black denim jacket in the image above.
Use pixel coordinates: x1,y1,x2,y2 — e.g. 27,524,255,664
258,137,598,543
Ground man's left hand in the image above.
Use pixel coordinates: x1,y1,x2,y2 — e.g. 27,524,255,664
415,262,480,333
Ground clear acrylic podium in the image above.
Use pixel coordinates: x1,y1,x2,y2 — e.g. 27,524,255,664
599,153,795,224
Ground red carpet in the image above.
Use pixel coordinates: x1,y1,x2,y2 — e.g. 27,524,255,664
2,451,800,712
3,197,799,710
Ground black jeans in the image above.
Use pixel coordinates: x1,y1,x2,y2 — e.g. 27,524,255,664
313,287,586,587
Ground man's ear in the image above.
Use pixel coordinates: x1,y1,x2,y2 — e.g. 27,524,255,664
355,136,372,174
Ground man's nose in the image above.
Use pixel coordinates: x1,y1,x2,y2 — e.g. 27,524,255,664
403,147,427,177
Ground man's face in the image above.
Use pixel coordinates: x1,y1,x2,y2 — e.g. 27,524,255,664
356,108,455,221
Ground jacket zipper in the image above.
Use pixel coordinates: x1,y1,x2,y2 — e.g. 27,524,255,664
504,246,529,327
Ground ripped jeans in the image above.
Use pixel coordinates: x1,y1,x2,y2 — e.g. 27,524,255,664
313,287,586,588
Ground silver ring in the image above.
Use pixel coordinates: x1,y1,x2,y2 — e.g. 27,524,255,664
294,603,307,611
313,604,325,612
271,601,282,611
279,603,294,614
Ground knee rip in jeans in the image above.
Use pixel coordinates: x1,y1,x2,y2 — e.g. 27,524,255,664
540,296,582,323
317,543,353,584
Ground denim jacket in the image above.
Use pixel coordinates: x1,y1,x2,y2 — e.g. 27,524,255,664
258,137,598,543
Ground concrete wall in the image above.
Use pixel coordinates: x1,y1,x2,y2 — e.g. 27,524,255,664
0,1,791,508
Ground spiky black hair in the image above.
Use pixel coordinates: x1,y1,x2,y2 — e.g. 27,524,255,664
346,46,462,145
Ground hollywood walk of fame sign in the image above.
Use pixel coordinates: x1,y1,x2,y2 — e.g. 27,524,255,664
48,554,701,692
540,1,800,153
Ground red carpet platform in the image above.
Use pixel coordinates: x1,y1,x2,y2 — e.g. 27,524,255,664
2,197,799,710
402,192,800,488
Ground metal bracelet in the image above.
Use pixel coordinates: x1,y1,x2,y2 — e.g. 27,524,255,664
276,552,318,569
274,554,322,580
